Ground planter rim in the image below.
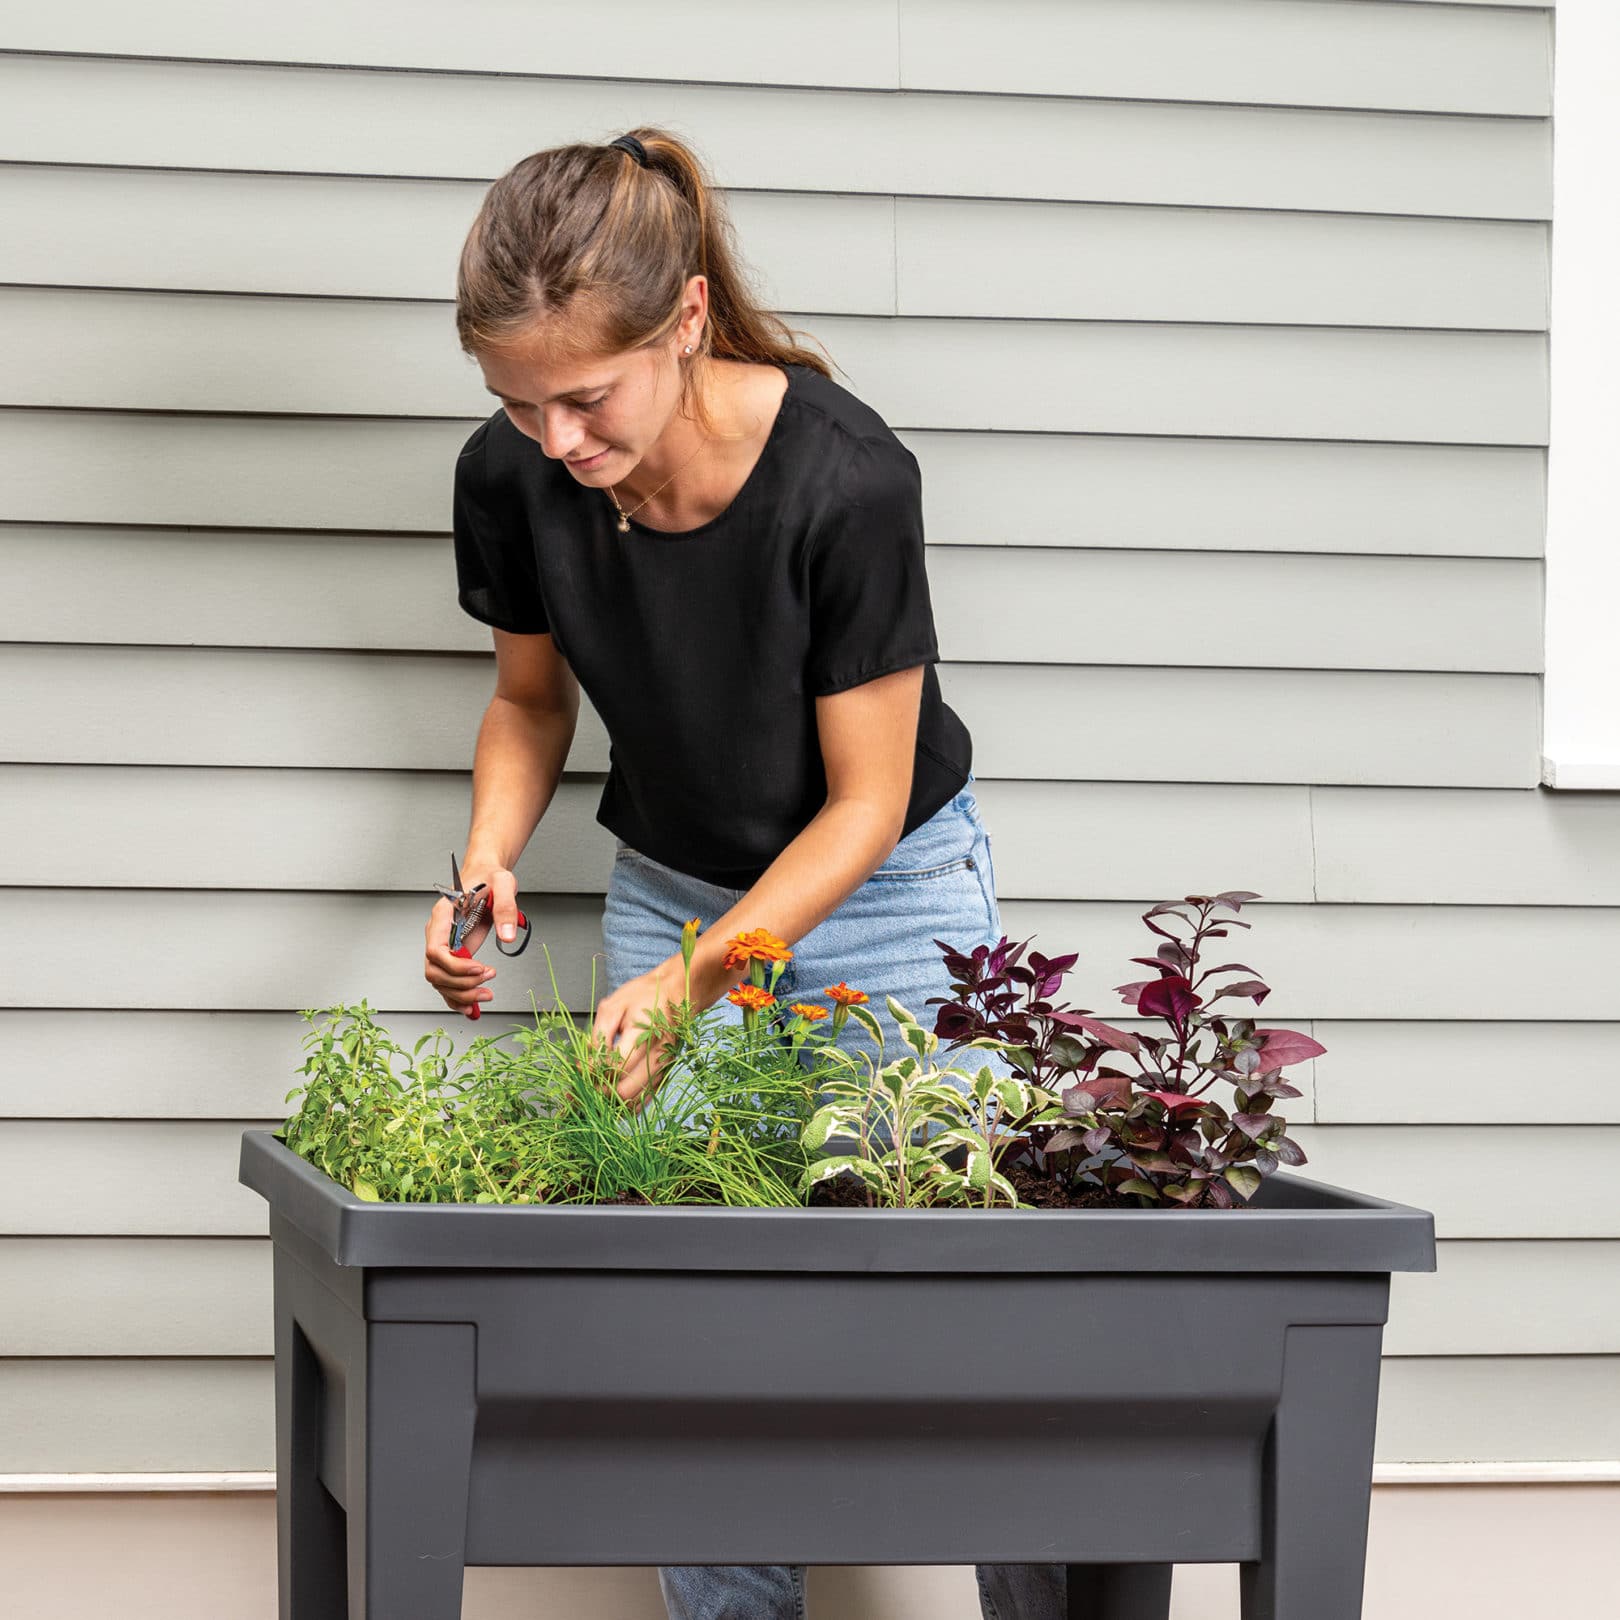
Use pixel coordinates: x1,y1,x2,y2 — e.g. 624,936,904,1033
240,1129,1436,1275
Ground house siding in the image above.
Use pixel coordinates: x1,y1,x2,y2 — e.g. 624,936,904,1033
5,0,1607,1500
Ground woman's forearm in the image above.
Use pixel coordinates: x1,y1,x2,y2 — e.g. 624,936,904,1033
681,796,905,1006
463,696,575,871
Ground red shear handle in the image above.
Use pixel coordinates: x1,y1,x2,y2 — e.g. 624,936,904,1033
450,944,482,1019
450,909,528,1019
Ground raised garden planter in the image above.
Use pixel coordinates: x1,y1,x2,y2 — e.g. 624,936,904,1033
241,1126,1435,1620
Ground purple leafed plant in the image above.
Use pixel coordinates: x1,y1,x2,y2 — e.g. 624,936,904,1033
926,891,1320,1209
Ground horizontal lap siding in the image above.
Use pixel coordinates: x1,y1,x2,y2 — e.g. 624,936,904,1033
0,1,1552,113
5,1008,1619,1126
0,646,1545,785
1,1356,1612,1473
0,291,1550,437
0,165,1551,329
0,411,1549,553
19,772,1620,900
0,531,1546,670
8,1238,1614,1358
6,895,1616,1017
1,2,1586,1474
2,1122,1616,1240
0,55,1550,215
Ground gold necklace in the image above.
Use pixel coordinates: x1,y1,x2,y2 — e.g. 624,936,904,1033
606,435,712,534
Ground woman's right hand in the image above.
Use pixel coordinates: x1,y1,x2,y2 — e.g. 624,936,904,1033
423,862,522,1019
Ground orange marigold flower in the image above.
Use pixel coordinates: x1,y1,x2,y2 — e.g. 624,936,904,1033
726,984,777,1012
824,982,869,1007
790,1003,828,1022
721,927,793,971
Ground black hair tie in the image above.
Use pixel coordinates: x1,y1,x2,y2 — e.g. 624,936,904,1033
607,133,648,167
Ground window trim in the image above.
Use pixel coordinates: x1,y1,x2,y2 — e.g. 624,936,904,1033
1540,5,1620,790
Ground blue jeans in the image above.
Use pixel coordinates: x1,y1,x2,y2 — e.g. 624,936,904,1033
604,774,1018,1100
602,775,1065,1620
652,1564,1065,1620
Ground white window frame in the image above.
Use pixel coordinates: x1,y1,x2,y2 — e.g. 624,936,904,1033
1541,3,1620,789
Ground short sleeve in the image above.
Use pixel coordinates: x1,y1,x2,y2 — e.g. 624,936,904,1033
804,436,940,697
452,421,550,635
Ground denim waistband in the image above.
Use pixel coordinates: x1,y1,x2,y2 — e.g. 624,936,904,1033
611,773,981,871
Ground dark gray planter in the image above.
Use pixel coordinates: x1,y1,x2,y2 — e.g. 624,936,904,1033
239,1128,1435,1620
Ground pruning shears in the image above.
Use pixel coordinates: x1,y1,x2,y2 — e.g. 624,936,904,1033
433,853,530,1018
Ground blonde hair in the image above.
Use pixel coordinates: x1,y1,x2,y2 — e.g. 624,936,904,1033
455,126,838,439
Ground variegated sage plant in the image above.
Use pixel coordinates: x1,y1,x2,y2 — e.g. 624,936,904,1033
800,996,1054,1208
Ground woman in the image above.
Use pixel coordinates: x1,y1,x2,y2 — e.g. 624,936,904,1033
422,126,1063,1620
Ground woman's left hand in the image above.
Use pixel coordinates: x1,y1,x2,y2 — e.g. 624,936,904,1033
592,960,684,1110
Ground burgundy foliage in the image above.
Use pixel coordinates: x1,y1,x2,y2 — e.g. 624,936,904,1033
927,892,1319,1209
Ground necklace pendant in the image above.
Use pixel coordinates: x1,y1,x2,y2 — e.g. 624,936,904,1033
616,513,630,533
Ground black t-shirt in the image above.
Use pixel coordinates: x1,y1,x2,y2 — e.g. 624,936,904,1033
451,360,973,887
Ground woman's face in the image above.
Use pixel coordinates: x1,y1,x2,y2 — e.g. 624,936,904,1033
478,341,675,479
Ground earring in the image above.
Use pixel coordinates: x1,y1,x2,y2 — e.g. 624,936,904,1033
684,345,693,353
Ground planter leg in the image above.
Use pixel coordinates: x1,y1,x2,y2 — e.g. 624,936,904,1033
1240,1323,1384,1620
275,1303,348,1620
347,1322,478,1620
1064,1563,1173,1620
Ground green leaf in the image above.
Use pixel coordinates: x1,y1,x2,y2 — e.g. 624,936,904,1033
885,995,919,1028
849,1004,884,1049
1048,1034,1091,1070
995,1079,1032,1117
801,1108,840,1153
964,1146,992,1191
1116,1177,1162,1201
1224,1165,1262,1200
987,1170,1020,1207
352,1177,380,1202
803,1104,870,1153
804,1155,881,1189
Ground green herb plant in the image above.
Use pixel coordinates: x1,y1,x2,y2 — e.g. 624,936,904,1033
277,997,547,1204
278,924,845,1207
800,996,1054,1208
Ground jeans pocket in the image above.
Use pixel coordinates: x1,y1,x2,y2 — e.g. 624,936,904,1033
876,797,979,879
976,829,1001,935
868,852,976,883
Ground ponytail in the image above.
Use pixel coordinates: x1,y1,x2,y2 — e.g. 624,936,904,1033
455,126,837,440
